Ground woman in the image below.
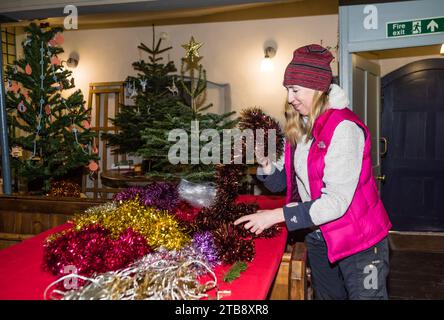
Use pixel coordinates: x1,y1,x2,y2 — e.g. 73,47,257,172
234,44,392,300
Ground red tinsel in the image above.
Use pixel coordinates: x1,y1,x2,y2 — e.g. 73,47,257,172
42,225,151,279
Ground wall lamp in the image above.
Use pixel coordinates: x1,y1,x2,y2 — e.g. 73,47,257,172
261,46,276,72
62,52,79,68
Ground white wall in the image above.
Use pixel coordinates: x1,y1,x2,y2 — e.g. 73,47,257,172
16,15,339,125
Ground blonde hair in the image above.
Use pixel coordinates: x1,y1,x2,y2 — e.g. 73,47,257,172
284,90,329,145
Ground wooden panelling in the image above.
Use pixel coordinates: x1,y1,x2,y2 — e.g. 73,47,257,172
0,195,105,249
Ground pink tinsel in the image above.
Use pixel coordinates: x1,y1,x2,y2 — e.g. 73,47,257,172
42,225,151,278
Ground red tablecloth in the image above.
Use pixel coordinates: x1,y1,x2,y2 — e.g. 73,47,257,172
0,195,286,300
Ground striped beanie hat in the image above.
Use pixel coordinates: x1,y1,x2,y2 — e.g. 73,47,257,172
283,44,334,92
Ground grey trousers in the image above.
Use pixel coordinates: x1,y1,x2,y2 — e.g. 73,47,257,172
305,230,390,300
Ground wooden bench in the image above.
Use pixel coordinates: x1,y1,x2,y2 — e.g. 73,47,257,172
0,195,105,249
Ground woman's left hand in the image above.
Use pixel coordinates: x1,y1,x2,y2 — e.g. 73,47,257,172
234,208,285,235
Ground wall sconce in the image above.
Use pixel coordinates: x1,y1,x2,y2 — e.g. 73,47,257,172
62,52,79,68
261,46,276,72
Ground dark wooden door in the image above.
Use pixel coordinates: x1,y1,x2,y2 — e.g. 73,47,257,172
381,58,444,231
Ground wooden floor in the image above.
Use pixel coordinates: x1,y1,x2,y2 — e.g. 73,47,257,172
388,233,444,300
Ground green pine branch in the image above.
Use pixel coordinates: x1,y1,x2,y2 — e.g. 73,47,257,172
223,261,248,283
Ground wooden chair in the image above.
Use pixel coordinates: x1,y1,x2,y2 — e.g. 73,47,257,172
84,82,126,200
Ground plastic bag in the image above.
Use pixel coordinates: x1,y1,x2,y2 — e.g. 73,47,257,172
178,179,217,209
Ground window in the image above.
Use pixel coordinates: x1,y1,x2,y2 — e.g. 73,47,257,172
1,27,16,71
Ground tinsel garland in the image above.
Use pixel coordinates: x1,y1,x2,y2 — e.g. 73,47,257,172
238,107,284,161
213,224,255,264
48,180,81,198
42,224,150,279
195,165,281,238
193,165,281,263
189,231,219,267
45,248,217,300
74,200,190,251
112,182,179,211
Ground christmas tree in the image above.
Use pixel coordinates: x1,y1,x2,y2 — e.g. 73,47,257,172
137,36,237,182
5,23,98,192
101,27,183,157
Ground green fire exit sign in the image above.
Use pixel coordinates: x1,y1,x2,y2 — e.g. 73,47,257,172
387,17,444,38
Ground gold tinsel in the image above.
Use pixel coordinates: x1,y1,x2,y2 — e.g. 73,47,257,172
73,200,190,251
49,181,81,198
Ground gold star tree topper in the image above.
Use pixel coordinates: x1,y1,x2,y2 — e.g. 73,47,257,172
181,36,203,69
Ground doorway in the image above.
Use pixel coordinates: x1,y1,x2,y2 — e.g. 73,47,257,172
357,45,444,231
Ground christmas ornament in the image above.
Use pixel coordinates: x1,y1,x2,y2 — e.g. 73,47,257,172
22,89,30,100
45,105,51,115
10,146,23,158
25,64,32,75
182,36,203,66
82,120,90,129
139,79,147,92
9,81,20,93
50,56,61,65
88,160,99,172
53,32,64,45
166,77,179,95
17,100,27,113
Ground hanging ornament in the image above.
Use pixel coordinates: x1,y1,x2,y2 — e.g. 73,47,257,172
70,78,75,87
82,120,91,129
22,89,30,101
53,32,64,45
92,138,98,154
129,81,137,99
167,77,179,96
139,79,147,92
10,146,23,158
13,65,18,74
50,55,61,65
23,38,32,47
88,160,99,172
25,64,32,75
40,22,50,32
17,100,27,113
9,81,20,93
45,105,51,116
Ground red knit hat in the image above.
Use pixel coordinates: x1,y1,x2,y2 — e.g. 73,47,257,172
283,44,334,92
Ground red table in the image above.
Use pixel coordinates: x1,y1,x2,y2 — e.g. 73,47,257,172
0,195,287,300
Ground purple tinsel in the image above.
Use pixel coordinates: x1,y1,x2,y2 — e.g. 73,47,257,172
191,231,220,267
112,182,179,212
140,182,179,211
112,187,145,202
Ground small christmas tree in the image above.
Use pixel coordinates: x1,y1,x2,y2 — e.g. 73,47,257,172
5,23,98,192
138,36,237,182
102,27,183,157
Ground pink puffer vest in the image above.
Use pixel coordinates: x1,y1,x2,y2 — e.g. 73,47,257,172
284,108,392,263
